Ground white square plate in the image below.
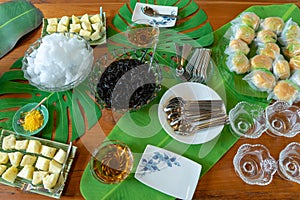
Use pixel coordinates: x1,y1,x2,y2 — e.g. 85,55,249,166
134,145,202,199
132,2,178,27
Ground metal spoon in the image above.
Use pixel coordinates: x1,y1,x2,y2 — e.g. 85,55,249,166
174,115,229,136
142,6,180,19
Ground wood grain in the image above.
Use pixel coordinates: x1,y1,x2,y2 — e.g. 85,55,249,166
0,0,300,199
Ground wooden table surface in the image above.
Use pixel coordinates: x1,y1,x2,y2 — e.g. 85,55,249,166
1,0,300,199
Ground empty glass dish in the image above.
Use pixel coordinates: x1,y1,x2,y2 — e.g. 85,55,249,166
233,144,277,185
278,142,300,184
265,101,300,137
229,101,267,139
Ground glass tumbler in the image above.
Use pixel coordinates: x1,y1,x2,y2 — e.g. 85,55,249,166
229,101,267,139
278,142,300,184
265,101,300,137
90,140,134,184
233,144,277,185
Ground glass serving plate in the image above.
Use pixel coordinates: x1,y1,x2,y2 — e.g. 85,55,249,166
0,129,77,199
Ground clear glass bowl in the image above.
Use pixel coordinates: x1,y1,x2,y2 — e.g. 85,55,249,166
22,32,94,92
126,19,160,48
265,101,300,137
89,48,162,111
278,142,300,184
233,144,277,185
89,140,134,184
229,101,267,139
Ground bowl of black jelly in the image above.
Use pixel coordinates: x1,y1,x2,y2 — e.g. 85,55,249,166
89,48,162,111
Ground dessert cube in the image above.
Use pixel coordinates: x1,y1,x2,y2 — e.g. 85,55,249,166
2,134,16,150
41,145,57,158
0,152,9,164
49,160,62,174
0,165,7,175
35,156,50,171
8,152,23,166
2,166,18,183
27,140,42,154
20,154,37,166
17,165,34,180
53,149,67,164
32,171,48,185
15,139,29,150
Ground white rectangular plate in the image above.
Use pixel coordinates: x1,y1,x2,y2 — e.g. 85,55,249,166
132,2,178,27
135,145,202,200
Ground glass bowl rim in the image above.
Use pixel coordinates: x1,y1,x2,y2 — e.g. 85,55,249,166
22,32,94,92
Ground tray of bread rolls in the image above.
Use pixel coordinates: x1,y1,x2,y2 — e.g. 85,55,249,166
0,129,77,199
211,4,300,105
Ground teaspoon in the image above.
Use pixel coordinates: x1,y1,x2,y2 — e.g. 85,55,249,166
142,6,180,19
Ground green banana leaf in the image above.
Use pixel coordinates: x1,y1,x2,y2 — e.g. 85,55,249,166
80,3,300,200
0,0,43,59
107,0,214,67
0,58,101,143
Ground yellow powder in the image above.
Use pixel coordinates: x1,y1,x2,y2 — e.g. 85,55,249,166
22,110,44,132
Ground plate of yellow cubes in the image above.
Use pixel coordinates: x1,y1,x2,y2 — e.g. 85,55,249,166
0,129,77,199
41,7,106,45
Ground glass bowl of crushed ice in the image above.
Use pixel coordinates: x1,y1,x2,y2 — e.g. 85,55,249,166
22,32,94,92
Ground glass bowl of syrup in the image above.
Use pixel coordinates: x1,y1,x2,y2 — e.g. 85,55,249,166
89,140,134,184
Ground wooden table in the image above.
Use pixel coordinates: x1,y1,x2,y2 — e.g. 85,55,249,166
1,0,300,199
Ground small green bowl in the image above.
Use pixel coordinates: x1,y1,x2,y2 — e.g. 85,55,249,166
12,103,49,136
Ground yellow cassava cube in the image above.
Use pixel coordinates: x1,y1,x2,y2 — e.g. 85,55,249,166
0,152,9,164
17,165,34,180
72,15,80,24
80,14,90,23
53,149,67,164
8,152,23,167
20,154,37,166
47,18,58,25
92,22,102,32
32,171,48,185
46,24,57,34
81,21,92,31
57,24,68,33
0,165,7,175
15,140,29,150
90,14,101,23
90,31,102,41
43,173,59,190
49,160,62,174
35,156,50,171
70,23,81,33
2,134,16,150
79,29,91,40
2,166,18,183
59,16,69,26
26,140,42,154
41,145,57,158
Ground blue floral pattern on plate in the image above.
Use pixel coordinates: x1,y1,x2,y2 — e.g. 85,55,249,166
139,151,181,176
134,145,202,199
140,7,177,26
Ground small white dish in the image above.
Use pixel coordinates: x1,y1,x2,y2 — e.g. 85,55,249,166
132,2,178,28
158,82,226,144
135,145,202,200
